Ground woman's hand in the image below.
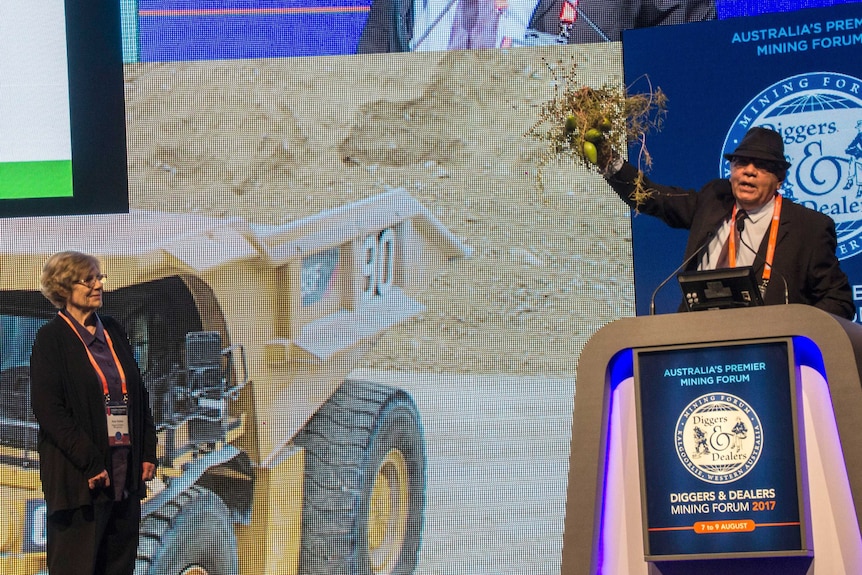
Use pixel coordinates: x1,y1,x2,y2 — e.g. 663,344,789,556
88,470,110,490
142,462,156,481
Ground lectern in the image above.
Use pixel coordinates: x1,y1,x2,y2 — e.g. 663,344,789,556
561,305,862,574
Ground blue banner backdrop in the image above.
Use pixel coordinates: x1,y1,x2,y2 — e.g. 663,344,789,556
621,2,862,317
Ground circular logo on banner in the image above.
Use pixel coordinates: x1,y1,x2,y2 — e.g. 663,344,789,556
675,393,763,484
722,72,862,260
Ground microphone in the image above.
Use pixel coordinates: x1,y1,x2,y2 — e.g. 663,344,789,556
736,209,748,234
737,223,790,305
649,230,716,315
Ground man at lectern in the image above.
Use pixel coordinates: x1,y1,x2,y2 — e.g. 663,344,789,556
600,126,855,319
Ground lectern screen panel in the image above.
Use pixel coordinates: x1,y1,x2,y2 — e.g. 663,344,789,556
633,338,809,561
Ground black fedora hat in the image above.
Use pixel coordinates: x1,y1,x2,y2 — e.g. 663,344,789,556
724,126,791,170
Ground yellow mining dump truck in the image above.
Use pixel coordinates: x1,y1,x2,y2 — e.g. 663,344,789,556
0,190,467,575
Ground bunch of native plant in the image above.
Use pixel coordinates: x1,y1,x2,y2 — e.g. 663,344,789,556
527,59,668,206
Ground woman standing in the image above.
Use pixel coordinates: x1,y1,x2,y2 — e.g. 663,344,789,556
30,251,157,575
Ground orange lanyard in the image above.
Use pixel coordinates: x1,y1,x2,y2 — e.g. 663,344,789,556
59,312,128,403
728,195,782,282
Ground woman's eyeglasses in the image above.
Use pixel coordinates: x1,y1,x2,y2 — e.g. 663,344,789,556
74,274,107,288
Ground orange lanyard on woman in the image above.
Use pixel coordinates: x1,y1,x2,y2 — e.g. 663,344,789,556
58,312,128,403
728,194,783,284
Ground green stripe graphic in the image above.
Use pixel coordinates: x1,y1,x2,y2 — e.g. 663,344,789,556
0,160,73,200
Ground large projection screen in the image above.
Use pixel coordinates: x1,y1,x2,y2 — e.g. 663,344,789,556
1,41,633,575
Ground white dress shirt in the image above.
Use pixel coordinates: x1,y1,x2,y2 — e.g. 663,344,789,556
700,196,776,270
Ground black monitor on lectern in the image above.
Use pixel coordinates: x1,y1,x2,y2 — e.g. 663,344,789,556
678,267,765,312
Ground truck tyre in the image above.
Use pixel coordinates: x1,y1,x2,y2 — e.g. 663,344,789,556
136,485,237,575
295,380,426,575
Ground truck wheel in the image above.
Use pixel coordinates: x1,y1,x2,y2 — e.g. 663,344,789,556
136,485,237,575
295,380,426,575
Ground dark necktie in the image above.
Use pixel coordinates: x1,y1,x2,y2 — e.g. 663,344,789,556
716,209,747,269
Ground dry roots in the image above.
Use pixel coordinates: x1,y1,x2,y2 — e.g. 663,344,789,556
526,57,668,208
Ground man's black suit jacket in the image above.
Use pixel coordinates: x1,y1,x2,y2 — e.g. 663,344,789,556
607,162,855,319
357,0,716,53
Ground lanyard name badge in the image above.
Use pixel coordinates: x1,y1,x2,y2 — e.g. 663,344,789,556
59,312,131,447
105,405,130,447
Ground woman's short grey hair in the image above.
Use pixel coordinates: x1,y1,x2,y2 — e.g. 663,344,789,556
40,251,101,309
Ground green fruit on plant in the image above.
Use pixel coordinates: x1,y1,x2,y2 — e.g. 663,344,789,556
565,114,578,133
584,128,603,143
583,141,598,164
598,117,613,132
